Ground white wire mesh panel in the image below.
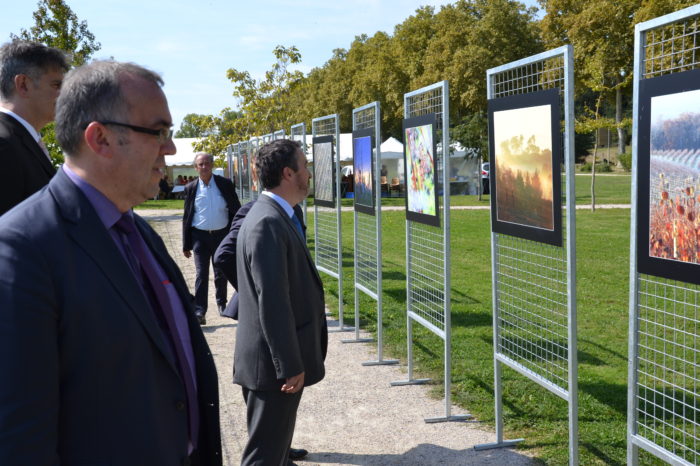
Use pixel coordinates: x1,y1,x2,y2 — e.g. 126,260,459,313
353,106,379,295
636,277,700,463
631,8,700,464
312,117,340,276
490,54,571,394
643,15,700,79
405,85,448,334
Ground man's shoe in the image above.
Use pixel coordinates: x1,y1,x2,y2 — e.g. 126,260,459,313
218,304,226,316
288,448,308,460
195,312,206,326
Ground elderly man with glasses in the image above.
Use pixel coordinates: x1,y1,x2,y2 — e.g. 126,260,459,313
0,60,222,465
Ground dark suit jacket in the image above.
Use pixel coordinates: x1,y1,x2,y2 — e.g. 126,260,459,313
214,201,305,320
234,195,326,391
182,174,241,251
0,169,222,465
0,112,56,216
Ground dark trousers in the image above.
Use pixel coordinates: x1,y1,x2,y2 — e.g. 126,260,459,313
191,227,228,314
241,387,303,466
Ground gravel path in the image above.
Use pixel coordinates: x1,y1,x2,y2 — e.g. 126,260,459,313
142,210,536,465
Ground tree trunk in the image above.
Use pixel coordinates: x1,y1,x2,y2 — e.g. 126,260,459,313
616,86,626,155
591,140,597,212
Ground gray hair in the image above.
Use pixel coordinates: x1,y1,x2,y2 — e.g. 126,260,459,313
55,60,163,156
193,152,213,166
0,40,70,100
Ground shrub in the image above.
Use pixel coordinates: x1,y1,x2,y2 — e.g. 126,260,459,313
618,152,632,171
580,161,613,172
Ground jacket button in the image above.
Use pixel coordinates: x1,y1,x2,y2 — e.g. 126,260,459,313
175,400,186,411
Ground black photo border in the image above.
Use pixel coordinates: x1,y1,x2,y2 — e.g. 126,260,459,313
637,67,700,285
352,128,376,216
313,135,336,208
403,113,440,228
488,88,562,247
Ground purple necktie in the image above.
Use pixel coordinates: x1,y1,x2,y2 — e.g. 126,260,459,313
114,213,199,448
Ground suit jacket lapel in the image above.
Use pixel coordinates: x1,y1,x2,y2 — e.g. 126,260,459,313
49,170,179,373
135,216,199,329
260,195,324,288
0,113,56,178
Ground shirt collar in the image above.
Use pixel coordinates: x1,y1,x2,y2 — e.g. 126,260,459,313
62,164,125,230
0,107,40,142
261,190,294,218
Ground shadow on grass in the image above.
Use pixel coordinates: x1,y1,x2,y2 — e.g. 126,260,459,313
452,310,492,328
580,442,625,466
578,380,627,415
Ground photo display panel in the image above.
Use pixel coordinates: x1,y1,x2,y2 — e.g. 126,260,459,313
488,88,562,246
241,146,249,191
637,67,700,285
313,135,335,207
403,114,439,227
353,128,375,216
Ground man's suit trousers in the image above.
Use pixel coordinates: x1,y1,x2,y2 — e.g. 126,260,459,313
241,387,303,466
191,228,228,314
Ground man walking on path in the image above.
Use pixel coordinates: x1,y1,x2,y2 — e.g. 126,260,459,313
0,60,221,465
183,151,241,325
234,139,327,465
0,40,69,216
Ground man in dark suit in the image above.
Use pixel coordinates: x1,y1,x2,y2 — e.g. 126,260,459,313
0,40,69,216
235,139,327,465
213,200,306,320
0,60,221,465
183,152,241,325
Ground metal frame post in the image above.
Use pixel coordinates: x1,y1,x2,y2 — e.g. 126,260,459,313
476,45,577,464
291,123,308,224
389,81,469,423
312,114,351,332
627,6,700,465
343,101,400,366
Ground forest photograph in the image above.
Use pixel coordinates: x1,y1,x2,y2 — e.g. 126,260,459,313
492,103,555,231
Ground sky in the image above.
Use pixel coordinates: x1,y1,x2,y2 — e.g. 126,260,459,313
2,0,540,131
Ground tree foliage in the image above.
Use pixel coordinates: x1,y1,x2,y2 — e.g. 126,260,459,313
11,0,101,166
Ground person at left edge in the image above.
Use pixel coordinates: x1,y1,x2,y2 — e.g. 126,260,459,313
0,60,222,465
183,152,241,325
0,40,69,216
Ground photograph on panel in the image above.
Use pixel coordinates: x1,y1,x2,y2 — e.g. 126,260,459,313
403,113,439,227
241,150,250,190
637,68,700,284
313,135,335,207
488,88,562,246
353,128,375,215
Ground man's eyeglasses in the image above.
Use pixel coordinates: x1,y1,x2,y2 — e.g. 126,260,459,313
98,121,173,144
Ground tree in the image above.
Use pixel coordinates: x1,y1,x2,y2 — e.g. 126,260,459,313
226,45,304,137
11,0,101,166
190,109,243,164
539,0,697,156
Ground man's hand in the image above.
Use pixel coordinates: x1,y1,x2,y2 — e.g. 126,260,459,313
183,250,191,258
281,372,304,394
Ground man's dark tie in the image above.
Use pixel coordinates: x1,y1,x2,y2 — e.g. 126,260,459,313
114,213,199,448
291,214,304,238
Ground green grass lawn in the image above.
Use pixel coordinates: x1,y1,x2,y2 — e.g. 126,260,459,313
135,199,184,210
136,173,630,210
308,207,635,465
